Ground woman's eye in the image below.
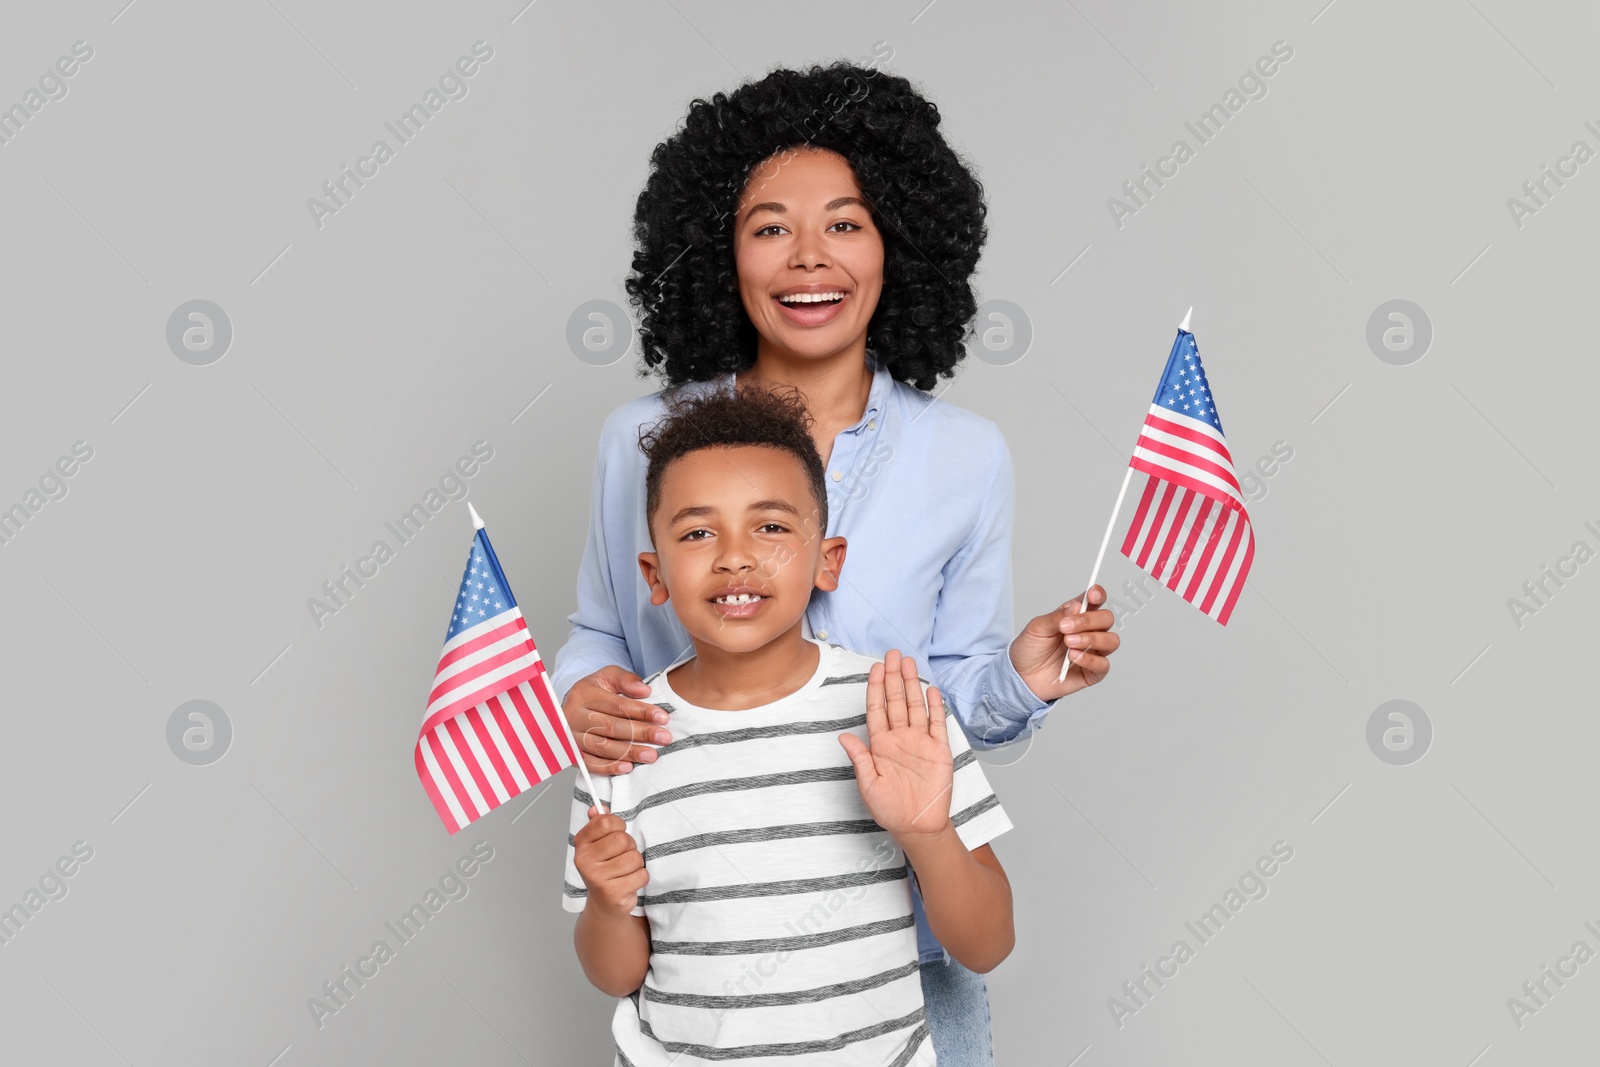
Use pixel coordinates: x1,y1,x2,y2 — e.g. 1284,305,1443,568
754,224,785,237
829,220,861,233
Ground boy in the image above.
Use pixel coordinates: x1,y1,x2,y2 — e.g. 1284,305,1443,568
562,384,1014,1065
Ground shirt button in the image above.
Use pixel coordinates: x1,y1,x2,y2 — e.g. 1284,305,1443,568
817,629,828,639
831,470,842,481
868,419,876,429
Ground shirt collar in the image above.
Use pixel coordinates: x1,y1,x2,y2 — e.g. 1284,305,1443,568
723,357,889,434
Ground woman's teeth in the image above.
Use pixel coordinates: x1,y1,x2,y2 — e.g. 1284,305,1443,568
777,292,844,304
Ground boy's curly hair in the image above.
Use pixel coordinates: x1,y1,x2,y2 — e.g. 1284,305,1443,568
640,384,828,542
625,60,988,392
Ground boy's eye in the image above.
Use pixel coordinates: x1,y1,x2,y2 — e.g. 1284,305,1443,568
759,523,788,533
681,528,711,541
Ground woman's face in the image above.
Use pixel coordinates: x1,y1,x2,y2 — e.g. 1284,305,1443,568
732,147,884,364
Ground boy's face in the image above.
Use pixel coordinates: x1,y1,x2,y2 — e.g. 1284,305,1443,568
640,445,846,655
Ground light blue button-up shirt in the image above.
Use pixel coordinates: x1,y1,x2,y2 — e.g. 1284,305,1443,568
551,355,1058,961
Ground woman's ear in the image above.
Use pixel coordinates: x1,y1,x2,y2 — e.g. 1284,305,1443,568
639,552,670,606
813,536,847,592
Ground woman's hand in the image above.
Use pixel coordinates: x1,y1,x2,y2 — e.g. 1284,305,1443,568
561,665,671,775
840,650,954,843
1009,585,1119,702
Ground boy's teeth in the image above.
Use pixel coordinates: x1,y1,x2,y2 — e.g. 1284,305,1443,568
715,593,766,604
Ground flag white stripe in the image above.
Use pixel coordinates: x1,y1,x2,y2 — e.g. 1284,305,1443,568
478,698,533,792
1136,421,1237,468
460,710,512,804
505,683,559,779
420,734,470,831
1145,488,1187,580
1193,508,1238,607
1208,521,1253,620
437,724,490,817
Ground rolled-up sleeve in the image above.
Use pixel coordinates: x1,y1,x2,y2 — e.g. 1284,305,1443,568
925,426,1056,749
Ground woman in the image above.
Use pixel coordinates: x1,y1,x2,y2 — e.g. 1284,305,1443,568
552,61,1119,1064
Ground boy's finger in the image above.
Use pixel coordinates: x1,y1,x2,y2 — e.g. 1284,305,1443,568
864,662,889,736
900,656,927,730
839,732,876,782
883,649,909,729
926,685,948,746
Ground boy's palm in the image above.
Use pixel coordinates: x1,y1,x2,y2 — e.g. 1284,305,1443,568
839,651,954,840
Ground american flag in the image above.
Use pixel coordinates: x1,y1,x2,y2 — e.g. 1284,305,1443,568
1119,327,1255,624
415,512,580,833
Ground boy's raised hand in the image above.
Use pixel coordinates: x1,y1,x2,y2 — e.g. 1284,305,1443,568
839,650,954,841
572,806,649,916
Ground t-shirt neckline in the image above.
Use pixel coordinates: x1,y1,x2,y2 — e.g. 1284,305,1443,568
648,636,835,722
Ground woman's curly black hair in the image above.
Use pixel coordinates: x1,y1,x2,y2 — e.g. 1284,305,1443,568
639,383,828,541
625,60,988,392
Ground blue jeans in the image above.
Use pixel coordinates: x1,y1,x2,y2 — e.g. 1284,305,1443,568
920,955,994,1065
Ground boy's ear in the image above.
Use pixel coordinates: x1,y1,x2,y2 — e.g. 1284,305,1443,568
638,551,669,606
812,535,847,593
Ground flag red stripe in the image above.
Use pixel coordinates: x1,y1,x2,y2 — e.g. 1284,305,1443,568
420,661,543,738
1215,527,1254,625
1135,481,1178,570
1144,413,1233,462
444,717,499,813
529,666,578,764
1167,496,1214,591
1183,507,1229,602
426,729,474,827
488,694,542,785
1200,508,1247,615
1152,489,1195,581
466,705,518,797
1133,436,1243,500
414,742,463,834
506,682,565,773
1122,475,1160,558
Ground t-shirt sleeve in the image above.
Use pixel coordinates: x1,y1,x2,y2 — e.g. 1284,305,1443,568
938,689,1014,851
560,772,644,917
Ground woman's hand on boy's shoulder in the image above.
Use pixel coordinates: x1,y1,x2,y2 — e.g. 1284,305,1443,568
1011,585,1120,701
562,665,674,775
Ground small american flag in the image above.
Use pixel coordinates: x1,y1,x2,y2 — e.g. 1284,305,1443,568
414,508,580,833
1119,326,1255,624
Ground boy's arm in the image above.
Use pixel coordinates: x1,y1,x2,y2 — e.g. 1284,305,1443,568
899,834,1013,973
570,807,652,996
840,652,1016,974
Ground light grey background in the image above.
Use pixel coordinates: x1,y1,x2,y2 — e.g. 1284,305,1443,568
2,0,1595,1063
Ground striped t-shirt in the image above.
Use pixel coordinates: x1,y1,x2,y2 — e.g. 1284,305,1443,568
562,636,1012,1066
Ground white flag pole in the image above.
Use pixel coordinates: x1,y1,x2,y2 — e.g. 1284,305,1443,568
1056,308,1192,685
468,503,607,813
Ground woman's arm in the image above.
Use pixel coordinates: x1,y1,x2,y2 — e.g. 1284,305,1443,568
927,426,1116,749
